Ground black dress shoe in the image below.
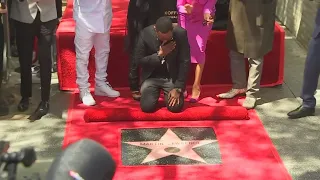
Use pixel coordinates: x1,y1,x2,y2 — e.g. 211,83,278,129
287,105,315,119
17,98,29,112
28,101,49,122
131,91,141,101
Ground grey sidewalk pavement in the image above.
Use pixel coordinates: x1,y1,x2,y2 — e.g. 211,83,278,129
0,26,319,179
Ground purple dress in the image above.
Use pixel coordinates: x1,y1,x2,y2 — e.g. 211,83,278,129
177,0,216,64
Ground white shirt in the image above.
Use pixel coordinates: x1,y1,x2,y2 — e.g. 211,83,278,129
73,0,113,33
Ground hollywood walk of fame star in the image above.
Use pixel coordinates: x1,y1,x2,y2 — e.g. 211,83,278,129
124,129,216,164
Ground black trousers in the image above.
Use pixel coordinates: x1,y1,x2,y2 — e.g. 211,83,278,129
14,13,57,101
140,78,184,113
128,51,140,92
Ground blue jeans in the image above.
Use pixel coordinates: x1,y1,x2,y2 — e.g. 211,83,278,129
301,12,320,108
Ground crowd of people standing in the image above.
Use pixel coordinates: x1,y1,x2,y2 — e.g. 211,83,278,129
0,0,319,121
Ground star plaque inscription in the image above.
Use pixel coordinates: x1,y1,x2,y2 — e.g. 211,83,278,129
121,127,221,166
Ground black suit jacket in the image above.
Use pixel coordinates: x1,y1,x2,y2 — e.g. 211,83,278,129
134,25,190,90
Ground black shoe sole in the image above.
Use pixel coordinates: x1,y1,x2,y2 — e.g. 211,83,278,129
288,113,315,119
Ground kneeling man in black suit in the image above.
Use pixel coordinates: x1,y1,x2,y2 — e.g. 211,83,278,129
134,16,190,113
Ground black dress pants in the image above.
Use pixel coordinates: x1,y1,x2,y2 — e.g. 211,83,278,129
140,78,184,113
128,50,140,92
14,13,57,101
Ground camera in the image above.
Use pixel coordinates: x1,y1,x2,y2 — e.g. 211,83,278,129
0,139,116,180
0,141,37,180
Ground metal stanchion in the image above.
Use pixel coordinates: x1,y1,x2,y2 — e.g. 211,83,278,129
2,0,11,84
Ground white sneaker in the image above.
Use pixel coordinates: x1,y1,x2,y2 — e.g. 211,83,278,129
217,88,246,99
80,89,96,106
242,96,257,109
95,83,120,98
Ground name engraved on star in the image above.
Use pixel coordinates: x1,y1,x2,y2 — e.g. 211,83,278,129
124,129,216,164
140,142,164,146
139,141,200,146
169,141,200,145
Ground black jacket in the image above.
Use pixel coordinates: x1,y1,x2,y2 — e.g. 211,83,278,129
134,25,190,90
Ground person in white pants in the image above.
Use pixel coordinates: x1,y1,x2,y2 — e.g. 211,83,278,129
73,0,120,106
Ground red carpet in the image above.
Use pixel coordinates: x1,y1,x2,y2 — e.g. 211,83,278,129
63,86,291,180
84,106,249,122
56,0,285,91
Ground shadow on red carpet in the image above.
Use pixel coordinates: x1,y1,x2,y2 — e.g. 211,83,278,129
63,86,292,180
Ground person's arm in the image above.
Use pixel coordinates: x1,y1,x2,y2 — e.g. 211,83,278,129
174,30,190,90
203,0,217,15
135,33,161,67
177,0,187,14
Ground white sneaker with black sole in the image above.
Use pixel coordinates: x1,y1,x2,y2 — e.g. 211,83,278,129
79,89,96,106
